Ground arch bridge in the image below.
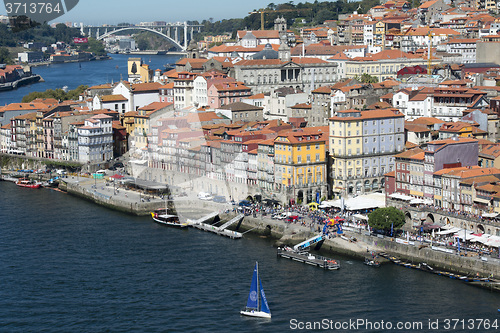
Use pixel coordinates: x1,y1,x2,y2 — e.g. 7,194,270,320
82,22,202,51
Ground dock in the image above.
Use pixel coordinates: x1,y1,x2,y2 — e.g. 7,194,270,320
187,213,244,239
277,247,340,270
378,252,497,284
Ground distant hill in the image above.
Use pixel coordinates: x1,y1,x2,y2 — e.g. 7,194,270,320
0,23,82,47
194,0,378,39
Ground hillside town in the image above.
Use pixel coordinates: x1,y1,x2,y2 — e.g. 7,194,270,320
3,1,500,235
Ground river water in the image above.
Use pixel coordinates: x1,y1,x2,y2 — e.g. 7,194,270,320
0,54,181,105
1,181,500,332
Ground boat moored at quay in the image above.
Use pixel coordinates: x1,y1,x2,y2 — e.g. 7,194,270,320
277,247,340,270
151,209,188,228
15,178,41,189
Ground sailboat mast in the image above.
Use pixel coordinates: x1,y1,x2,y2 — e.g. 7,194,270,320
256,261,260,311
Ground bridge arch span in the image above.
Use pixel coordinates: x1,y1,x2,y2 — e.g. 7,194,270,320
97,27,184,51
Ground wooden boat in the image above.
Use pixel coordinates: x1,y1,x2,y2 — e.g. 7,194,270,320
16,178,41,189
151,203,187,228
240,262,271,319
151,209,188,228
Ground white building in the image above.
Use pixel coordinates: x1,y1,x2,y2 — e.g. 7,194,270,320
445,38,478,64
392,87,488,121
77,114,113,164
0,123,11,153
111,81,162,112
92,94,129,114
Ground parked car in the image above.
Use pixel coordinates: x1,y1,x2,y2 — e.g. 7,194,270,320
113,162,124,168
213,195,227,203
198,192,213,200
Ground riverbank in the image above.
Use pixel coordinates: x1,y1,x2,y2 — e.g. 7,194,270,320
232,212,500,289
27,55,112,67
10,173,500,290
0,74,42,91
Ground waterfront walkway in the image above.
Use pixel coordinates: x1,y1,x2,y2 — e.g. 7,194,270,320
54,175,500,276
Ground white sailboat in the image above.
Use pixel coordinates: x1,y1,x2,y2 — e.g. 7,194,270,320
240,262,271,319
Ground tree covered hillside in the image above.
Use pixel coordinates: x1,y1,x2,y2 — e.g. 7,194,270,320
196,0,381,38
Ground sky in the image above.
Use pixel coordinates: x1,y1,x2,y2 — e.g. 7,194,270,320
1,0,279,25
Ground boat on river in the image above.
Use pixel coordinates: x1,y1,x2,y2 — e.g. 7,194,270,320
364,258,381,267
240,262,271,319
277,246,340,270
151,212,188,228
16,178,41,189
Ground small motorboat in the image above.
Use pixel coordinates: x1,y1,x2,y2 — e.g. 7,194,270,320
16,178,41,189
364,258,381,267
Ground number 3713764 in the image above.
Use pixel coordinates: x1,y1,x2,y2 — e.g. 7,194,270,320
5,2,62,14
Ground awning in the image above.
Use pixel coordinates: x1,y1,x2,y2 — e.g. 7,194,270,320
436,227,460,235
409,198,425,205
129,159,148,165
474,197,491,204
454,229,473,240
482,212,498,218
389,193,413,201
352,213,368,221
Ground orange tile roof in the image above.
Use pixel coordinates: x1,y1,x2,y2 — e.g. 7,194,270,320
480,144,500,158
101,94,127,102
131,82,164,92
186,112,223,123
434,166,500,178
395,147,425,159
329,108,404,121
88,83,112,90
2,102,49,111
412,117,446,126
237,30,280,39
246,93,266,99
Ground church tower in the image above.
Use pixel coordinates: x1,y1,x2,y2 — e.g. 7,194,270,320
274,16,287,35
278,34,290,62
186,39,200,59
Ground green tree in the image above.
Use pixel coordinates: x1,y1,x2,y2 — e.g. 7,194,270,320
368,207,405,232
137,39,149,51
21,85,88,103
0,47,13,64
77,37,106,56
355,73,378,83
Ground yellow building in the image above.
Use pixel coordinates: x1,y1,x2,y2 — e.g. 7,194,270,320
374,21,385,47
438,121,488,140
344,49,437,81
122,111,138,136
274,126,328,203
127,57,153,83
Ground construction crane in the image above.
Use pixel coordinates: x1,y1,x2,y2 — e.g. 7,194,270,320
249,8,312,30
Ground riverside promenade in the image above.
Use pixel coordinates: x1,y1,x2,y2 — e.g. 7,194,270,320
61,175,164,216
57,175,500,286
